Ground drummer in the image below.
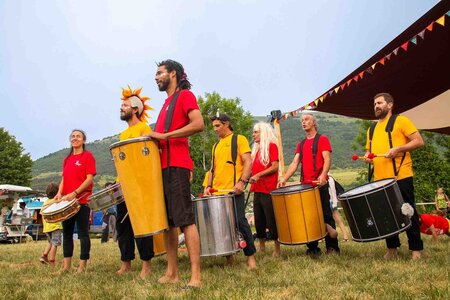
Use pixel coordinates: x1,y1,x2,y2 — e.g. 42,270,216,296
115,85,155,279
54,129,96,273
203,113,257,269
278,113,340,256
364,93,424,260
249,122,281,256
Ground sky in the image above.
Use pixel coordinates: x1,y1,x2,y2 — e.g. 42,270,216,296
0,0,439,160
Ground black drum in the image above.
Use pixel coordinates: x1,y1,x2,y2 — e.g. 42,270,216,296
338,178,411,242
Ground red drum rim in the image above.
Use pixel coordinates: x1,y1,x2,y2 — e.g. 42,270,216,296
41,199,78,215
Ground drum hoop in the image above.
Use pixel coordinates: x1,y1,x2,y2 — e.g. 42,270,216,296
271,184,316,196
109,137,154,150
338,178,397,200
88,183,122,200
192,194,233,202
41,200,77,215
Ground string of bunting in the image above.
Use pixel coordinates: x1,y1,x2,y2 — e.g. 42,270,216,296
279,10,450,121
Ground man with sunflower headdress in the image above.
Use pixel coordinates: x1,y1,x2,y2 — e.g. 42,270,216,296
116,85,155,279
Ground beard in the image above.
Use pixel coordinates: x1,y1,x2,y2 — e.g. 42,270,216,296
120,110,133,121
158,78,170,92
375,107,388,119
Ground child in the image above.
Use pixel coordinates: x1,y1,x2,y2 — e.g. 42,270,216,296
419,213,450,242
40,183,63,265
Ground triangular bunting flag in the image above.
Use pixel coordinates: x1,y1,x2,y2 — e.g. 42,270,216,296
353,75,359,82
366,68,373,75
418,30,425,40
319,96,324,102
323,93,328,100
359,71,364,79
329,90,334,96
314,99,319,106
386,53,392,60
401,41,409,51
436,15,445,26
347,79,352,86
379,57,386,65
426,22,434,31
334,87,340,94
371,63,377,70
410,36,417,45
340,83,346,91
393,47,399,56
447,10,450,17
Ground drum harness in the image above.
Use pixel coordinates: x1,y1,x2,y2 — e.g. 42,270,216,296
367,114,406,182
211,134,249,248
298,133,321,183
162,90,181,222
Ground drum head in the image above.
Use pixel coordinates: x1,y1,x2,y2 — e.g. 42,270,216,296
42,200,73,214
340,178,396,197
109,136,153,151
271,184,314,195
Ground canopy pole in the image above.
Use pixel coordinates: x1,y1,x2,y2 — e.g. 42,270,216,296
270,110,285,177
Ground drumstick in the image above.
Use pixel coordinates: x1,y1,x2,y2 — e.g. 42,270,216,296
351,153,376,161
120,212,129,223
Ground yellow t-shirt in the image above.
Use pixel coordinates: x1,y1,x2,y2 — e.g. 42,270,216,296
365,115,416,181
211,134,251,191
42,199,63,233
117,122,152,182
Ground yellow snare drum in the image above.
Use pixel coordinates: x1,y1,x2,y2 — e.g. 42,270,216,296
271,184,326,245
110,137,168,238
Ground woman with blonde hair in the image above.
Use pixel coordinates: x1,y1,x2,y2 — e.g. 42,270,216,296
249,122,281,256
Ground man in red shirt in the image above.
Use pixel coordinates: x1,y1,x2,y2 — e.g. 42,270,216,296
278,113,339,255
147,60,203,288
419,213,450,242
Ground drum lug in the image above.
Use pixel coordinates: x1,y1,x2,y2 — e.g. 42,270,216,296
142,147,150,156
119,152,126,160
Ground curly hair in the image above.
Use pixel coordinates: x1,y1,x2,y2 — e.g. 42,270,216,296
157,59,192,90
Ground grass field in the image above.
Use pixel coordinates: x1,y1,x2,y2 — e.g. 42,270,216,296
0,231,448,300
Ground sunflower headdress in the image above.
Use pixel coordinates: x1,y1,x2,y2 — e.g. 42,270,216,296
121,85,153,123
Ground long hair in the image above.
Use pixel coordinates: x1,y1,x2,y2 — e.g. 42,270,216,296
251,122,278,167
157,59,192,90
64,129,86,167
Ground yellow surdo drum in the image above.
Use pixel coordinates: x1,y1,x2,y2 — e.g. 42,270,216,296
110,137,168,238
271,184,326,244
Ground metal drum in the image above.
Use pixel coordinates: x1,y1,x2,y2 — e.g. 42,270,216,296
88,183,124,212
193,194,240,257
110,137,168,238
41,199,80,223
338,178,411,242
271,184,326,245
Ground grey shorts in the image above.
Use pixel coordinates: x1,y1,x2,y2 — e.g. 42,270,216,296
46,229,62,246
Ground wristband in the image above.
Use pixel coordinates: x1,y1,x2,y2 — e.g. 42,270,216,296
238,178,246,184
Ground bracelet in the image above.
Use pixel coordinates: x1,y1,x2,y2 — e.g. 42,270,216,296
73,190,79,196
238,178,246,184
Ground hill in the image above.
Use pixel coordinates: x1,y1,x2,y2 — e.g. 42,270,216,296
31,112,362,191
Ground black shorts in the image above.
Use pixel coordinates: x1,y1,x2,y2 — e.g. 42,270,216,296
162,167,195,227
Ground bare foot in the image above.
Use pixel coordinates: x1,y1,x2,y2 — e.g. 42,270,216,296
186,280,202,288
76,266,86,274
139,261,151,279
247,255,257,269
326,224,338,239
258,247,266,252
158,275,180,284
55,268,71,275
384,248,398,260
117,261,131,275
272,251,281,257
411,251,421,260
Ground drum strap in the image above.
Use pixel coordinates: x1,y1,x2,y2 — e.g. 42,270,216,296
298,134,321,181
163,91,181,172
368,114,406,182
211,134,238,186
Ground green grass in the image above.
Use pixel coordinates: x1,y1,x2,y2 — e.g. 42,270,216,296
0,232,448,299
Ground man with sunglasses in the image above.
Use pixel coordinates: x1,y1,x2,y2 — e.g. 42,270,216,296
203,113,257,269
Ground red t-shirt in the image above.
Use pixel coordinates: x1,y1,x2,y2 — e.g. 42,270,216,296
251,143,279,194
62,151,96,204
420,214,449,235
295,135,332,184
154,90,199,170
